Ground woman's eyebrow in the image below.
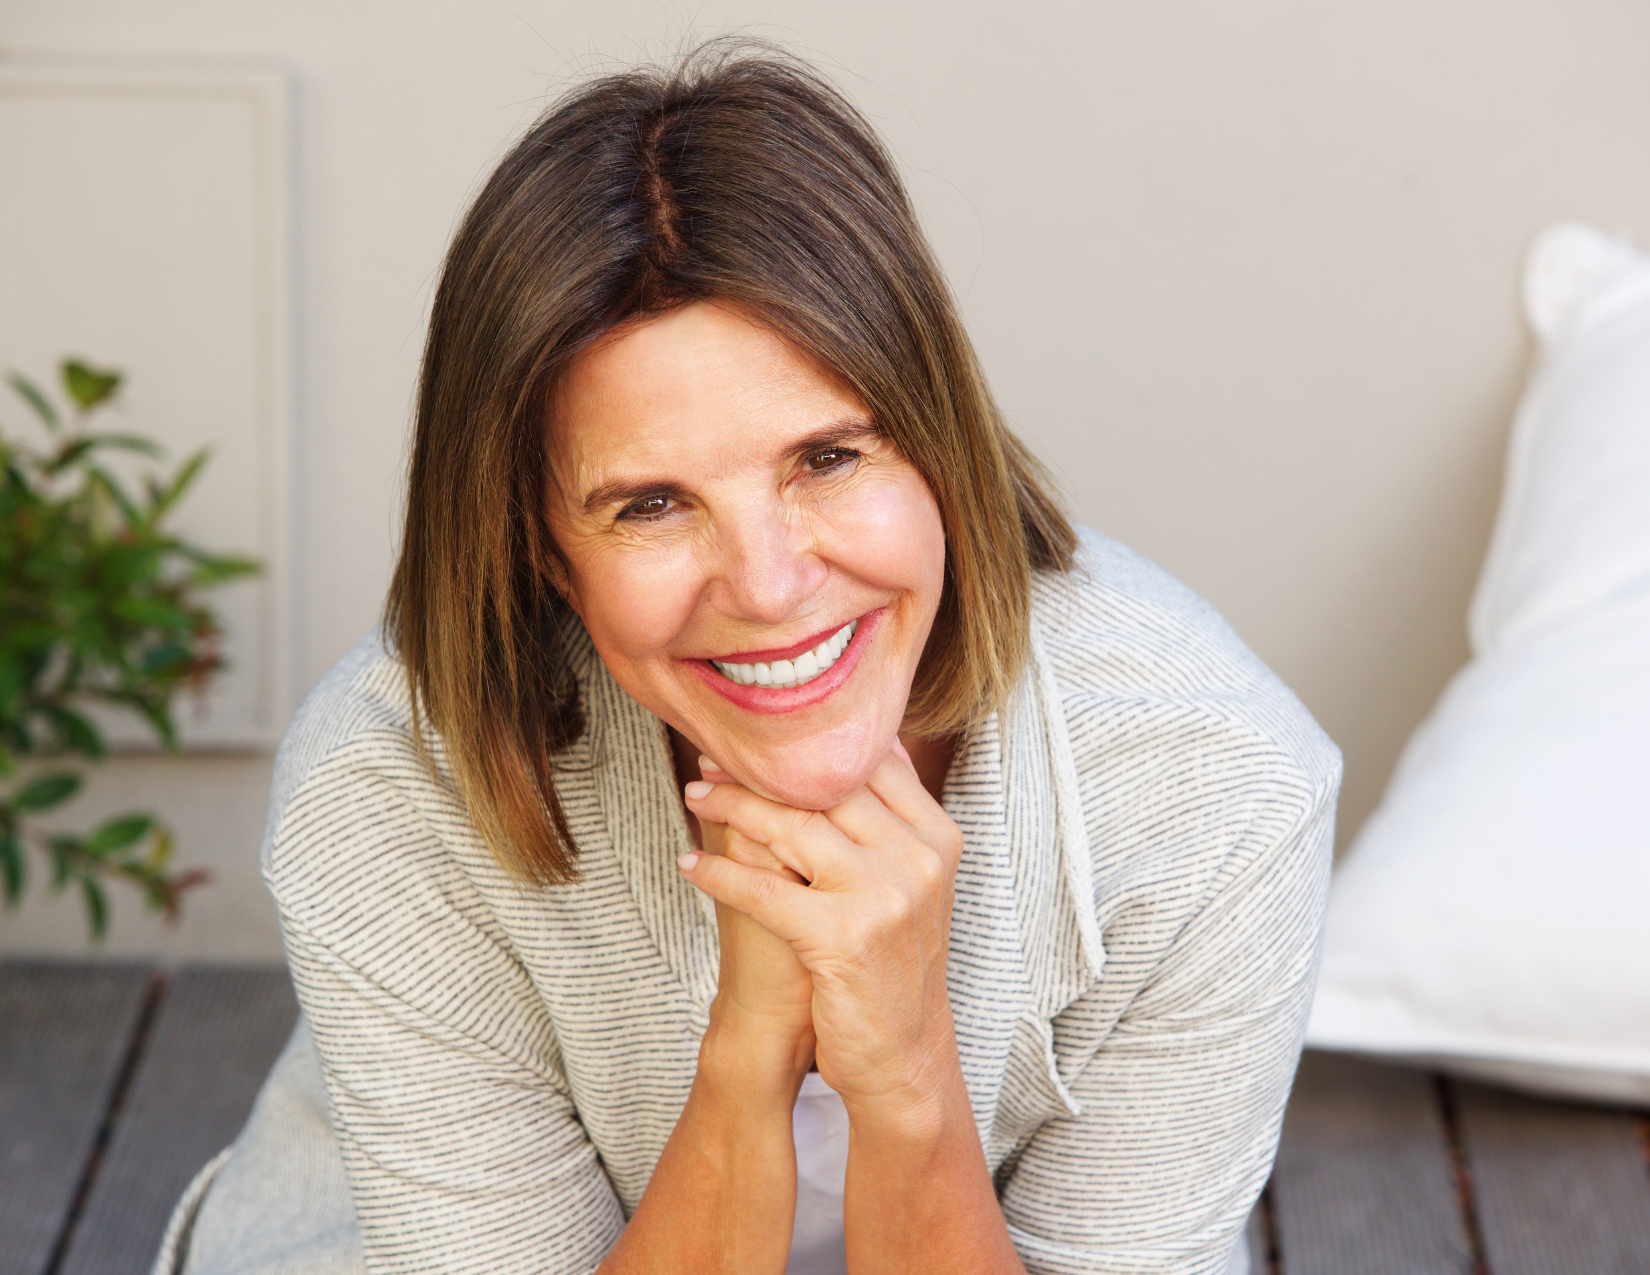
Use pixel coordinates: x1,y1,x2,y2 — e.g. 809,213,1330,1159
787,418,881,457
579,418,879,513
581,478,689,514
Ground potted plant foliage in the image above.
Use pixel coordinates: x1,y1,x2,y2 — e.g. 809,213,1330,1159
1,359,259,938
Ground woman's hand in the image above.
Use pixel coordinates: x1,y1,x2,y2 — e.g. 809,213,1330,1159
680,743,965,1125
678,747,1025,1275
690,757,816,1082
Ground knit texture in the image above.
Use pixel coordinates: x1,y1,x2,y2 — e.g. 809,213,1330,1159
159,528,1339,1275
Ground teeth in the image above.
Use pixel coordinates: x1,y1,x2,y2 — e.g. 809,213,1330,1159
711,619,859,690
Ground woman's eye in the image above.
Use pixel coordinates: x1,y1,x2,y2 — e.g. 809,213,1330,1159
803,447,858,472
618,493,676,521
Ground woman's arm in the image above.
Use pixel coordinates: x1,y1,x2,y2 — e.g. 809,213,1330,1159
838,1011,1025,1274
679,748,1028,1275
597,813,817,1274
597,1006,807,1274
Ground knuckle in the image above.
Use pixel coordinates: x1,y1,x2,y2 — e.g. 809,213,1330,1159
784,806,822,840
873,881,916,928
744,867,782,905
910,849,945,891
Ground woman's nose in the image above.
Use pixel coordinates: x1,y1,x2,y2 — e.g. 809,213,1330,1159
706,502,827,625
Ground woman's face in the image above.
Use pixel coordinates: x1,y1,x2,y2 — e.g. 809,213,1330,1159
546,301,946,810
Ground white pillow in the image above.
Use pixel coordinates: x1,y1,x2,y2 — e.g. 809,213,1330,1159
1305,223,1650,1105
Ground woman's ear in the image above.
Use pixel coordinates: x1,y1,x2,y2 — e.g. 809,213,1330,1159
541,445,583,613
543,548,581,615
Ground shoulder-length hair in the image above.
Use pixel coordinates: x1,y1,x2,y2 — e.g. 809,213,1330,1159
385,42,1075,885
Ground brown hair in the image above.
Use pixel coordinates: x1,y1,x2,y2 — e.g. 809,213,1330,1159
385,41,1075,884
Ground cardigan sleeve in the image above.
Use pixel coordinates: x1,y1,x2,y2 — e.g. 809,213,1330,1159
997,769,1337,1275
267,743,626,1275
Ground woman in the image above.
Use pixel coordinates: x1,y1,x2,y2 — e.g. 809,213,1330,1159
158,43,1339,1275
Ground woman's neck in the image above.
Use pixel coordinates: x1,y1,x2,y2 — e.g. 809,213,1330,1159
898,732,957,805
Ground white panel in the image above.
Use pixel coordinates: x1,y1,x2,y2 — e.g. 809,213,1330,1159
0,61,293,749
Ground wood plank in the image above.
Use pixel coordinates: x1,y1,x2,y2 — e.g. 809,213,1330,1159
1454,1079,1650,1275
1270,1052,1474,1275
0,961,155,1275
57,966,297,1275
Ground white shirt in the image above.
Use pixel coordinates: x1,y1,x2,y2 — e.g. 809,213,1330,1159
788,1074,849,1275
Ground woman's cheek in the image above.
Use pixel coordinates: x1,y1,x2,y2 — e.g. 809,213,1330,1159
822,472,945,595
578,546,701,667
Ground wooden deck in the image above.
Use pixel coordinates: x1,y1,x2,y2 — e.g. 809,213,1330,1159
2,961,1648,1275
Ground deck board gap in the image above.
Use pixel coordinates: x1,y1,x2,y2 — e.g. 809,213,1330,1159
40,973,169,1275
1434,1075,1489,1275
1259,1184,1281,1275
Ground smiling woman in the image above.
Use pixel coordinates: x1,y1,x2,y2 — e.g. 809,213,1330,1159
384,42,1070,889
156,40,1340,1275
546,302,947,810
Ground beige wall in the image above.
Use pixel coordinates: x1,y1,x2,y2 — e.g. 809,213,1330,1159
3,0,1648,959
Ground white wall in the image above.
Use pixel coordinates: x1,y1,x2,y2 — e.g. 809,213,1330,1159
3,0,1648,960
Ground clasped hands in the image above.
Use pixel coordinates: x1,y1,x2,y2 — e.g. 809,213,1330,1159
677,742,964,1126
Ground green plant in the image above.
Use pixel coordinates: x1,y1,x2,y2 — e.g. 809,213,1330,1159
1,358,260,938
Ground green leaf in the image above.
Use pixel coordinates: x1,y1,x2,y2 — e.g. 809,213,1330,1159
13,771,81,811
85,813,153,856
150,447,209,520
139,642,193,677
85,466,143,528
79,874,108,939
62,360,121,411
7,371,59,432
122,694,178,750
114,598,191,634
41,705,105,759
44,436,96,474
183,551,262,585
144,824,174,871
0,828,22,904
80,433,167,460
48,836,75,889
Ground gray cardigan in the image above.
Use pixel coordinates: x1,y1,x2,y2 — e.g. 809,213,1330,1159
156,529,1340,1275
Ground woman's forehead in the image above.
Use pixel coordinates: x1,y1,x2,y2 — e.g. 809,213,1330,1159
551,301,867,470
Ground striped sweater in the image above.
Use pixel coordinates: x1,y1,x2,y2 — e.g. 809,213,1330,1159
159,528,1339,1275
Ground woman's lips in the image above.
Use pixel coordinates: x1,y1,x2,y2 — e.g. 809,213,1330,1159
687,609,881,714
711,618,856,665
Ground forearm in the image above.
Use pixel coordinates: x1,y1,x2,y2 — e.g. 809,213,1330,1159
842,1044,1026,1275
597,1011,812,1275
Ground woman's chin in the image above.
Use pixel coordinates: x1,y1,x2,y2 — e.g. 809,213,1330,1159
730,748,879,812
693,709,904,811
744,771,864,812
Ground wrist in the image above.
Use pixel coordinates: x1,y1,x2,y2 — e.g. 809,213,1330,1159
836,1022,967,1145
698,997,816,1103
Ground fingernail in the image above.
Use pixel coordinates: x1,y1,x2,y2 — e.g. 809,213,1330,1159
677,851,700,872
698,755,721,774
684,780,714,800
